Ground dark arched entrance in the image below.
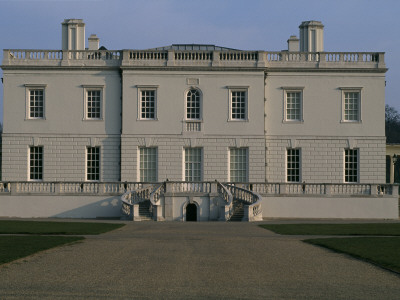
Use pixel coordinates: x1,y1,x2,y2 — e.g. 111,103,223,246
186,203,197,221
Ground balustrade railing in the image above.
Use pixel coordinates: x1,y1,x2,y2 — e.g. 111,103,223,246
225,184,263,221
217,181,234,221
169,181,211,193
184,121,202,132
3,49,384,68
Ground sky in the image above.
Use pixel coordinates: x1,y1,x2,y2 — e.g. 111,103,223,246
1,0,400,124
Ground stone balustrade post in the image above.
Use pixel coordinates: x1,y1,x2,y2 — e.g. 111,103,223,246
257,51,266,67
392,185,399,197
167,50,175,66
280,183,287,195
212,51,220,67
55,182,62,195
325,184,332,195
370,184,378,196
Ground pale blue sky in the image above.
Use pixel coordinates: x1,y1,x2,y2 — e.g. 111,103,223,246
1,0,400,124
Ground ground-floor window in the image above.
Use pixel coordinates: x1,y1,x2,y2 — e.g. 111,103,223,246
29,146,43,180
87,146,100,181
229,148,248,182
139,147,157,182
345,148,358,183
184,148,202,181
287,148,300,182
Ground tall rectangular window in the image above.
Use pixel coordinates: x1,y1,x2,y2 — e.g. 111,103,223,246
86,90,101,119
230,90,247,120
185,148,202,181
345,149,358,183
29,89,44,119
29,146,43,180
140,147,157,182
230,148,248,182
140,90,156,119
186,89,201,120
87,147,100,181
287,148,300,183
344,92,360,122
285,91,302,121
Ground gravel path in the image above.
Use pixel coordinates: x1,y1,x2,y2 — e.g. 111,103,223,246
0,221,399,299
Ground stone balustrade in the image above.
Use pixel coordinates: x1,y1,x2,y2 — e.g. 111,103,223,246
2,49,386,69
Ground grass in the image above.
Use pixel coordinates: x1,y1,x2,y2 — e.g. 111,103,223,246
0,220,125,265
0,236,84,265
259,223,400,236
305,237,400,273
0,220,125,235
260,223,400,274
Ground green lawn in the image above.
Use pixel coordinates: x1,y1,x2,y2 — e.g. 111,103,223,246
0,220,125,265
305,237,400,273
0,220,125,235
0,236,84,265
259,223,400,236
260,223,400,274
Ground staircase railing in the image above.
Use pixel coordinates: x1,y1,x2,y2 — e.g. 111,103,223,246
225,184,263,221
216,181,234,221
121,184,157,221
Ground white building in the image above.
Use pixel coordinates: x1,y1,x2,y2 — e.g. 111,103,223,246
0,19,397,221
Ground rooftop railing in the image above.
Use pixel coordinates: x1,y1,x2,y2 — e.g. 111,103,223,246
2,49,386,69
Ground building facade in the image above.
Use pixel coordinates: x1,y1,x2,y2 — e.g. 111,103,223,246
1,19,396,221
1,19,387,185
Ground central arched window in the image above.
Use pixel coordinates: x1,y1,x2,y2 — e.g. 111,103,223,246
186,89,201,120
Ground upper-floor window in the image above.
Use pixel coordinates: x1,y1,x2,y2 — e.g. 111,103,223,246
138,87,158,120
228,87,248,121
283,87,304,122
83,85,104,120
25,84,46,120
341,88,362,122
29,146,43,181
186,88,201,120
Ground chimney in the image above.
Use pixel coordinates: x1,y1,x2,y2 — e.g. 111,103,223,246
287,35,299,52
88,34,100,50
61,19,85,50
299,21,324,52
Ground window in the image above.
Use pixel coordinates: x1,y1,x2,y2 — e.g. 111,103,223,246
87,147,100,181
228,87,248,121
283,87,304,122
83,85,103,120
343,91,360,122
287,148,300,182
139,89,157,120
25,84,46,120
87,90,101,119
230,148,248,182
29,146,43,180
341,88,362,122
186,89,201,120
285,91,302,121
344,149,358,183
184,148,202,181
139,147,157,182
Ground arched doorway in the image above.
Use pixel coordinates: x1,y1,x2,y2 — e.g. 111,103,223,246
186,203,197,221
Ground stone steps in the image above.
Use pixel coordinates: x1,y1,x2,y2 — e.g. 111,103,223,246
139,200,153,221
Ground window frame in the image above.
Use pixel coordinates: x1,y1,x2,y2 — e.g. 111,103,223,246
185,88,202,121
137,86,158,121
29,146,44,181
227,86,249,121
25,84,46,120
229,148,249,183
184,148,203,182
139,147,158,182
282,87,304,123
340,87,362,123
86,146,101,182
82,85,104,121
344,148,359,183
286,148,301,183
